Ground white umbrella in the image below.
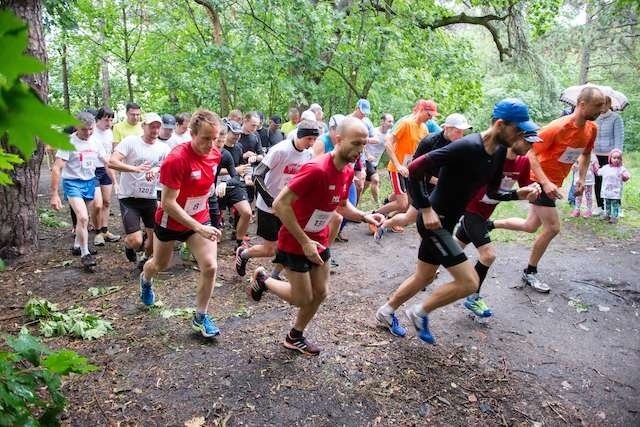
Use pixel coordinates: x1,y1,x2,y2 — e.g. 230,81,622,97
560,83,629,111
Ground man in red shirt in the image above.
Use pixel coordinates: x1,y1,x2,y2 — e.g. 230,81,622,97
139,110,224,338
247,117,384,355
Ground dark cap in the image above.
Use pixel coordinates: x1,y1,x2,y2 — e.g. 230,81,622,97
270,115,282,125
493,98,539,132
223,118,242,134
161,114,176,129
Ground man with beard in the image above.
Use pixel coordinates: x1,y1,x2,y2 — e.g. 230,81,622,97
375,99,541,343
490,87,605,293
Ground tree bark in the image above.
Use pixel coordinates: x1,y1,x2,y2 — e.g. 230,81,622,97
0,0,48,257
579,0,594,84
99,8,111,106
122,4,134,102
61,34,70,112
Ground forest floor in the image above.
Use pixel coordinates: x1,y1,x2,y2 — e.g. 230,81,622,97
1,168,639,426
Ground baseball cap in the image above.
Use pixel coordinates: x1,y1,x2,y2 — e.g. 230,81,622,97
270,115,282,125
524,131,542,143
492,98,539,132
223,118,242,134
142,112,162,125
356,99,371,115
329,114,345,129
161,114,176,129
443,113,472,130
309,103,322,113
301,110,316,121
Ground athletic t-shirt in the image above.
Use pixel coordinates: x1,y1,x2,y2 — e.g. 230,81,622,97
90,127,113,168
277,153,354,255
160,134,183,150
112,121,142,144
387,116,427,173
256,139,313,214
115,135,170,199
466,155,531,220
57,133,105,181
155,143,221,231
222,143,244,167
366,127,389,166
173,129,192,144
216,149,240,186
238,133,264,160
532,115,597,187
413,131,450,194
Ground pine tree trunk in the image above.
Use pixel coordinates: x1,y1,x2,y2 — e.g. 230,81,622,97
61,35,70,112
0,0,48,257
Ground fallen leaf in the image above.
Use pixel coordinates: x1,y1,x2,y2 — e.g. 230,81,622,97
184,416,205,427
547,307,554,313
598,305,610,312
578,323,590,331
468,393,477,403
561,380,572,390
436,396,451,406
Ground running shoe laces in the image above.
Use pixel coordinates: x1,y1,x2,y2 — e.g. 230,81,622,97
405,308,435,344
283,334,321,356
139,273,155,306
235,246,249,277
522,272,550,293
248,267,268,302
192,313,220,338
376,310,407,337
464,295,493,318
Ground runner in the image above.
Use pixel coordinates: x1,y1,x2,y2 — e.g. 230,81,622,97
375,99,541,343
235,120,318,277
247,117,384,355
112,102,142,145
50,112,108,270
108,113,170,268
363,113,394,207
139,109,223,338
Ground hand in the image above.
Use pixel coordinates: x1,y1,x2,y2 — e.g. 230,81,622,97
145,167,158,182
50,194,62,210
421,207,441,230
302,240,326,265
621,172,630,182
363,212,385,227
196,224,222,242
215,182,227,198
542,181,562,200
398,165,409,177
244,175,254,186
248,155,257,164
574,180,585,197
137,161,152,173
517,183,541,202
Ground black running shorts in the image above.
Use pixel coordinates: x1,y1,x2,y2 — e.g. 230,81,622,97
119,197,157,234
257,208,281,242
154,221,211,243
530,183,556,207
417,218,467,268
455,212,492,248
273,248,331,273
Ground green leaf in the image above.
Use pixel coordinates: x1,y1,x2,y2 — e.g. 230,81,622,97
42,350,98,375
5,331,49,365
0,258,5,272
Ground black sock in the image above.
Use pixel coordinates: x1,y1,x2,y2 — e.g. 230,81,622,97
289,328,303,339
100,226,108,234
486,220,495,231
474,261,490,293
524,265,537,274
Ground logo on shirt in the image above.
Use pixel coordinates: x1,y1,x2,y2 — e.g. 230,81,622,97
191,170,201,179
331,196,340,204
283,164,301,175
329,185,336,190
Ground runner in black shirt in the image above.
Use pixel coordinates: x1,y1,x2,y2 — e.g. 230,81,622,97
375,99,542,344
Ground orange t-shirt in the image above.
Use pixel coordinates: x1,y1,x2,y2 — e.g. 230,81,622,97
531,115,597,187
387,116,427,173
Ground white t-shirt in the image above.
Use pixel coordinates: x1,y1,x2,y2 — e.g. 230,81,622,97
115,135,170,199
161,134,183,150
173,129,191,144
56,133,105,181
256,138,313,214
91,127,114,168
597,165,629,199
366,126,389,166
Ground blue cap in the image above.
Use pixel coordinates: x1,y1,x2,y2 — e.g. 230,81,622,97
492,98,539,132
223,118,242,134
356,98,371,115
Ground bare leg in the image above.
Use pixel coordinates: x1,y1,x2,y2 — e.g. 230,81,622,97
527,205,560,267
421,260,478,313
293,263,330,331
387,260,439,310
188,234,218,313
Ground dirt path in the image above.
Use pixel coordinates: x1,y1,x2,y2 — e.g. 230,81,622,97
1,170,638,425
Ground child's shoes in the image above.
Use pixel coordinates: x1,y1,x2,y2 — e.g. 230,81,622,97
571,209,580,218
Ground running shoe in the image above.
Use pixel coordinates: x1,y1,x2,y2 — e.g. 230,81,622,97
375,309,407,337
283,333,321,356
248,267,268,302
522,271,550,293
571,209,580,218
405,308,435,344
137,256,149,272
374,225,386,242
125,245,137,262
192,313,220,338
71,246,97,256
235,246,249,277
464,295,493,318
104,231,121,242
583,210,592,218
94,233,105,246
139,273,155,306
80,253,97,268
335,232,349,242
329,257,339,268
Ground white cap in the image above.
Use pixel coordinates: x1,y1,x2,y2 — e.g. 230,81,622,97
142,112,162,125
309,103,322,112
443,113,472,130
301,110,316,121
329,114,345,128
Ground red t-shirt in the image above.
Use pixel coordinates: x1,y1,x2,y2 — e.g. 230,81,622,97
277,153,354,255
155,142,221,231
466,155,531,220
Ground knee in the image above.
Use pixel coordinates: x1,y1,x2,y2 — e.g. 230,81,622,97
199,259,218,277
126,233,143,248
75,213,89,225
544,224,560,236
153,256,171,271
102,198,110,209
398,198,409,211
313,287,328,304
462,276,479,296
296,293,314,307
523,222,540,233
480,250,496,266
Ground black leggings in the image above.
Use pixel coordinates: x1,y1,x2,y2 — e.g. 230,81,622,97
594,155,609,209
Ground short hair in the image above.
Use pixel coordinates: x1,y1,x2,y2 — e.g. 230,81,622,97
288,107,300,115
228,109,243,121
189,109,220,135
577,87,604,104
244,111,260,122
76,111,95,127
96,107,114,120
125,102,140,112
176,112,192,125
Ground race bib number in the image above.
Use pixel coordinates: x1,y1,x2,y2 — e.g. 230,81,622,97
134,181,155,197
304,209,333,233
184,195,208,215
558,147,584,164
81,154,97,170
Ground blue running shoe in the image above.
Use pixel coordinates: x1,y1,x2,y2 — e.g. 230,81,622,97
192,313,220,338
139,273,155,306
464,295,493,318
405,308,435,344
374,225,386,242
376,309,407,337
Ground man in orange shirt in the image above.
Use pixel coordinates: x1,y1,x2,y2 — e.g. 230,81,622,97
491,87,605,292
376,99,437,218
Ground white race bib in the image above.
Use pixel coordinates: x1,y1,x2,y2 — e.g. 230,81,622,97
184,195,208,215
81,153,97,170
558,147,584,164
304,209,333,233
134,181,156,197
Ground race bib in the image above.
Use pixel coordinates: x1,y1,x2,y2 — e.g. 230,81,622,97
303,209,333,233
558,147,584,164
184,195,208,215
402,154,413,167
81,153,97,170
134,181,156,197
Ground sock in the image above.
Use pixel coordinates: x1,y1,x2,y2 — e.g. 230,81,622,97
474,261,490,292
80,246,89,257
524,264,537,275
289,328,303,339
486,220,495,231
196,311,206,321
236,239,243,248
414,305,429,318
270,269,281,279
380,303,394,315
240,249,250,260
100,226,108,234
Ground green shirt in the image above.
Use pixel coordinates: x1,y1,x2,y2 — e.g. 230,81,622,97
280,121,296,135
113,121,142,144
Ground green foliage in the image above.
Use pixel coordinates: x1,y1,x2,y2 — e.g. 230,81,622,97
149,302,195,319
24,298,113,340
0,331,97,426
0,9,74,186
37,208,70,229
87,286,121,297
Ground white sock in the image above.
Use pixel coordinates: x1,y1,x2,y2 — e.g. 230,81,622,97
80,246,89,257
379,303,394,315
414,305,429,318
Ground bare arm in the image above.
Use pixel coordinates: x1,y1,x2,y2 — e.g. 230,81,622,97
526,150,561,199
336,200,384,226
50,159,65,210
108,151,150,173
384,133,407,176
161,186,222,240
574,152,589,197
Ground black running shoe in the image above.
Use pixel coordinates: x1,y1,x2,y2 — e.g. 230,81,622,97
247,267,268,302
81,253,97,267
283,333,321,356
235,246,249,277
71,246,97,256
125,246,137,262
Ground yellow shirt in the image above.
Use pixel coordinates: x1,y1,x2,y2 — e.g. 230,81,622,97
387,116,427,172
113,121,143,145
281,121,296,135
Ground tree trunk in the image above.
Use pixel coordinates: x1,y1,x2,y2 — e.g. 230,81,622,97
579,0,594,84
61,35,70,112
99,9,111,106
122,4,134,102
0,0,47,257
